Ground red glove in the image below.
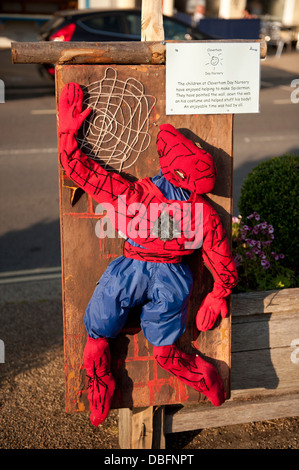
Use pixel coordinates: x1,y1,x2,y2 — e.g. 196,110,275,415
196,293,228,332
58,82,91,135
196,284,229,332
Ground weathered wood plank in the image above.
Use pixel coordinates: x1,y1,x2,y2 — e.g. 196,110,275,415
232,346,299,397
11,41,165,65
231,292,299,396
232,312,299,351
232,288,299,316
11,39,267,65
164,393,299,434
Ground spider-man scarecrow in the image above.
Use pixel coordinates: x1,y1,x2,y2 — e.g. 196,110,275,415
58,83,238,426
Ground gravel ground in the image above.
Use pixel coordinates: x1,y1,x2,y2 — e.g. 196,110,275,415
0,298,298,450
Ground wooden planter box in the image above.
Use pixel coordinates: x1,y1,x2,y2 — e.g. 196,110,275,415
164,287,299,434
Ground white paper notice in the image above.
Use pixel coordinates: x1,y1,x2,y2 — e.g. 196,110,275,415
166,42,260,115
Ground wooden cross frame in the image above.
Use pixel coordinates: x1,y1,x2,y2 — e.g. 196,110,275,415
11,0,266,449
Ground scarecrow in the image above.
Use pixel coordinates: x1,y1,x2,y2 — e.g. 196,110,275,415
58,83,238,426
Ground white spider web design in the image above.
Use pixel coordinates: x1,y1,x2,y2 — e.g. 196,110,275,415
78,67,157,171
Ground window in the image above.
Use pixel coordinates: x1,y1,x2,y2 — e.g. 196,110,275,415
163,18,190,40
125,13,141,36
79,14,124,34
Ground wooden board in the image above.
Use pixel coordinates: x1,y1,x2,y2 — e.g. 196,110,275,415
55,63,234,413
231,287,299,398
165,393,299,433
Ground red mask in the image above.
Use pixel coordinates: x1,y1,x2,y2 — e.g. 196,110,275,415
156,124,216,194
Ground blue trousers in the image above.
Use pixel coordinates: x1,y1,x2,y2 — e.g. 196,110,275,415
84,256,193,346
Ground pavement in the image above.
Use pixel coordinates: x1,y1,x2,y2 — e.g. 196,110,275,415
0,21,299,451
262,47,299,75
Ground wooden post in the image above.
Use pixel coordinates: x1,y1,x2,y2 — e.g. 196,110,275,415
119,407,154,449
119,406,166,449
141,0,165,42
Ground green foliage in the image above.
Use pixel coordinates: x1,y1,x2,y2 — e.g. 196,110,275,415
232,213,296,292
238,154,299,272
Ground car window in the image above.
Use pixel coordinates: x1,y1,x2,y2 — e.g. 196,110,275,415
163,18,191,40
77,12,205,40
125,12,141,36
78,13,124,34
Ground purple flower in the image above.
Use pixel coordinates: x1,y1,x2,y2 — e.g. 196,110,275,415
260,221,267,229
254,213,260,221
247,214,254,220
261,259,271,269
234,254,243,267
279,254,285,259
267,225,274,233
252,226,259,234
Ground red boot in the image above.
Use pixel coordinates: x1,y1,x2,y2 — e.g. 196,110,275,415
153,344,225,406
83,336,115,426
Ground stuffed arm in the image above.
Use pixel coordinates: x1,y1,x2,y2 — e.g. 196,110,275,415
196,205,238,332
58,82,134,205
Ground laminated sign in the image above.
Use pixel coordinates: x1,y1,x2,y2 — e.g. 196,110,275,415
166,42,260,115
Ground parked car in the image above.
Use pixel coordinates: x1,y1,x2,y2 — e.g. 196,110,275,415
39,8,216,76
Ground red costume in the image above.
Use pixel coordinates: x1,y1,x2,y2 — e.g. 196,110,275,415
58,82,238,426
